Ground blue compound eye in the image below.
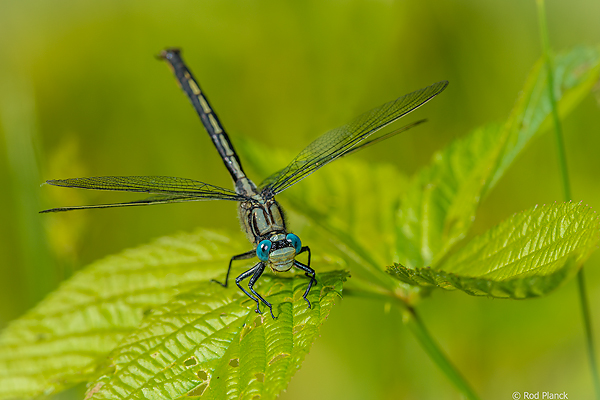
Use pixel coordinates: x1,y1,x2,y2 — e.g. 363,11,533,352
256,240,272,261
286,233,302,254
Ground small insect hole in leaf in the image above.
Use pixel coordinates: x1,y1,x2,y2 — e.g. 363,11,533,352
151,352,159,358
229,358,239,367
142,307,153,317
184,356,198,366
196,370,208,381
187,383,208,397
252,395,261,400
269,353,290,365
254,372,265,382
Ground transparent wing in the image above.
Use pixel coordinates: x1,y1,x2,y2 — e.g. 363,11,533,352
40,175,249,213
40,194,214,213
260,81,448,195
337,119,426,158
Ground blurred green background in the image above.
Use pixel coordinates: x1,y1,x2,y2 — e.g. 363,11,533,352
1,0,600,399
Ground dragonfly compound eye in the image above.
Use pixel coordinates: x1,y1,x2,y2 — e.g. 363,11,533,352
256,239,272,261
286,233,302,254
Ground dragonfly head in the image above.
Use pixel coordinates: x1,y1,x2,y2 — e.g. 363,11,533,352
256,233,302,272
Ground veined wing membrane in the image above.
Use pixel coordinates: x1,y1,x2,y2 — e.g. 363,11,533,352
40,194,221,213
338,119,426,158
260,81,448,195
40,176,249,213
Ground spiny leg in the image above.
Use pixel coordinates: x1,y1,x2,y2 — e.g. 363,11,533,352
294,260,317,309
235,262,262,309
247,263,276,319
298,246,311,266
212,249,256,287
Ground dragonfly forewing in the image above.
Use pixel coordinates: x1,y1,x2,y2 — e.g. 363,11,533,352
41,176,250,213
40,194,212,213
259,80,448,195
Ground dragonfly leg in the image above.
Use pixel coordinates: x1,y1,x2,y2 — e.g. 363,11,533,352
213,249,256,287
294,260,317,309
235,262,262,310
247,263,276,319
298,246,311,266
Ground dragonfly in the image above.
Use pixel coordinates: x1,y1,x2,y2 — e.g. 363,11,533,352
41,48,448,319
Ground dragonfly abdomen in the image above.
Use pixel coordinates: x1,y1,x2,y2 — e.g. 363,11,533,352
161,48,248,182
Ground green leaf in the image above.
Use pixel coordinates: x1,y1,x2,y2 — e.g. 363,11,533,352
0,229,247,399
490,46,600,188
0,227,346,399
396,46,600,269
84,271,347,400
388,202,600,298
396,123,502,269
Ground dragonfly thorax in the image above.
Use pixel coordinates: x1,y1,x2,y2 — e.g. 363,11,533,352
238,197,287,244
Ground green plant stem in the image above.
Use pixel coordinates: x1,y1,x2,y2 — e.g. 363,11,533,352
403,306,481,400
577,267,600,398
536,0,570,199
536,0,600,397
344,287,480,400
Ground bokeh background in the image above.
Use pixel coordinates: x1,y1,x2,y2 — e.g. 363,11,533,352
1,0,600,399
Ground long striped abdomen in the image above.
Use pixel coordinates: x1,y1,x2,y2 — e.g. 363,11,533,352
160,49,247,183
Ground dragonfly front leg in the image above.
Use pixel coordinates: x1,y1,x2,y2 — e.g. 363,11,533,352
235,262,275,319
235,262,261,309
298,246,311,266
212,249,256,287
294,260,316,309
247,263,275,319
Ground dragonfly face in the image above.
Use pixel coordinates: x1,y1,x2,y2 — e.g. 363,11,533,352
41,48,448,319
256,233,302,272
